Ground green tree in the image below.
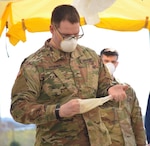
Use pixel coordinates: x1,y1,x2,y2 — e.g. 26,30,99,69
10,141,21,146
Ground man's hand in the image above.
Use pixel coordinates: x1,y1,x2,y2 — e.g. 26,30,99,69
59,99,80,118
108,84,128,101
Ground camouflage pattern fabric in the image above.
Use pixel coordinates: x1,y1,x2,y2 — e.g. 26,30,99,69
10,39,115,146
99,80,146,146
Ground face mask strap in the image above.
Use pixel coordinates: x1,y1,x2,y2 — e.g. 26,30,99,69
53,25,64,41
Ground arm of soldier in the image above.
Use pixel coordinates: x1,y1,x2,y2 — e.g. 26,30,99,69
128,86,146,145
97,57,115,97
10,64,56,125
97,57,127,101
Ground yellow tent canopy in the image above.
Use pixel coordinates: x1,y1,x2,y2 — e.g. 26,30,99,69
97,0,150,31
0,0,150,46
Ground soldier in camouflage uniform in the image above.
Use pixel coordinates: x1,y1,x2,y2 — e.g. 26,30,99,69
100,48,146,146
10,5,127,146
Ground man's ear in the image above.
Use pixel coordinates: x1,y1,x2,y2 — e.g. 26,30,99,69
50,25,54,33
115,61,119,68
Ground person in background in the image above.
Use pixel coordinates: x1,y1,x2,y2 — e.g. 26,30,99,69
99,48,146,146
10,5,127,146
145,93,150,146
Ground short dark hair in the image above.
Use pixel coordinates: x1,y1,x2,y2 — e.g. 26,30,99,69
100,48,119,58
51,5,80,28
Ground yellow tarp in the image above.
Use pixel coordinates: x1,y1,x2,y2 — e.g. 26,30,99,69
97,0,150,31
0,0,150,45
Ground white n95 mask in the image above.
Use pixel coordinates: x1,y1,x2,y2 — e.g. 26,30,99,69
60,38,77,53
105,62,115,75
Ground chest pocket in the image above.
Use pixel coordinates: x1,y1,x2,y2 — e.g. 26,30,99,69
70,57,99,99
38,55,99,104
38,65,78,104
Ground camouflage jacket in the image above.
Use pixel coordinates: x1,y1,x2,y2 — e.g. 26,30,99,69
10,39,114,146
99,79,146,146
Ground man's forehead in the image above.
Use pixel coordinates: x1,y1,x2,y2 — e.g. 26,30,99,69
102,55,118,61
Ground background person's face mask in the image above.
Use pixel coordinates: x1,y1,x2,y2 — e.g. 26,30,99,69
60,38,77,52
105,62,116,75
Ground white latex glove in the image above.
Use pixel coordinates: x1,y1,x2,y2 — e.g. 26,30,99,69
77,95,112,114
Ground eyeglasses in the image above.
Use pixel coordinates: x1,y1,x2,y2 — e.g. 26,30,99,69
55,26,84,40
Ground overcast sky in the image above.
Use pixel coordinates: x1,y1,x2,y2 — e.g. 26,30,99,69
0,25,150,118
